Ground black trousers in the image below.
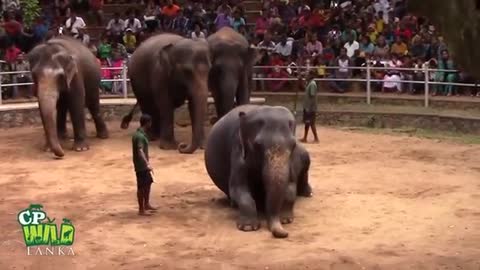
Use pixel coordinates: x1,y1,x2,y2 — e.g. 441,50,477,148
136,170,153,189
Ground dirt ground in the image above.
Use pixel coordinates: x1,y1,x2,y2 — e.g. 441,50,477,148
0,122,479,270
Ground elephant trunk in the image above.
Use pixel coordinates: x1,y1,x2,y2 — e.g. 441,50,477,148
179,77,208,154
38,82,64,157
263,147,291,238
218,69,239,118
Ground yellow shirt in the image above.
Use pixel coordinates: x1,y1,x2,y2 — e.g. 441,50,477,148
317,65,326,76
376,19,384,33
123,34,137,49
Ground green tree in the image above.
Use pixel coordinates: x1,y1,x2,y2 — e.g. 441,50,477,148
20,0,41,29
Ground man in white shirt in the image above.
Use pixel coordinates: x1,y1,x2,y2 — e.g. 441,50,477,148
106,12,125,37
343,34,359,58
65,11,86,38
274,34,292,57
124,12,143,34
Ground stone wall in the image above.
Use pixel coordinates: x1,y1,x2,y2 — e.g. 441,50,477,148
1,98,479,135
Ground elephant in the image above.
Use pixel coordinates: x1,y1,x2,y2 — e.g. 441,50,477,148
207,27,259,123
28,36,109,158
204,104,313,238
121,33,211,154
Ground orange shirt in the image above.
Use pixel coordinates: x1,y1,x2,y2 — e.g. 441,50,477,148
162,4,180,17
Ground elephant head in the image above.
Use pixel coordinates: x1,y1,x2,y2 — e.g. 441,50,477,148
29,47,78,157
238,107,297,238
158,39,211,153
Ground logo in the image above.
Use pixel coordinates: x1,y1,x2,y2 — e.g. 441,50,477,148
17,204,75,256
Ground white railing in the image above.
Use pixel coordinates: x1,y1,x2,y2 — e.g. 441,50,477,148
0,64,477,108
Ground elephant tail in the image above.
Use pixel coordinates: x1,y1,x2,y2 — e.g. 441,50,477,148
121,102,138,129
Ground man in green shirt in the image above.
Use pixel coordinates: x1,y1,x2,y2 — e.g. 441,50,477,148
300,70,319,143
132,114,156,216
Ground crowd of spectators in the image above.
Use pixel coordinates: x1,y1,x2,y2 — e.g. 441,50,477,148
0,0,478,100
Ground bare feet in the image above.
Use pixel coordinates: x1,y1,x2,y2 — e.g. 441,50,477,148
313,139,319,144
138,210,152,216
145,205,157,211
299,138,307,143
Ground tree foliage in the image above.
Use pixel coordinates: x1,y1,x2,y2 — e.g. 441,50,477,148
20,0,41,29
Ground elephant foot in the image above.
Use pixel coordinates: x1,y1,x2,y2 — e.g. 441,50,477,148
73,141,90,152
297,184,313,197
270,222,289,238
158,139,178,150
96,129,109,139
236,216,260,232
178,143,198,154
281,213,294,224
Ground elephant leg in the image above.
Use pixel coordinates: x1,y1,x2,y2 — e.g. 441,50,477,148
68,82,89,152
229,150,260,231
236,71,250,105
281,182,297,224
56,93,68,140
158,101,178,150
86,96,109,139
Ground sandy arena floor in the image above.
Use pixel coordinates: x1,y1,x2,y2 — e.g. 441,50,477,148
0,122,479,270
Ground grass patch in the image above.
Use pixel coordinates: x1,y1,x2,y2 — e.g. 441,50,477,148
337,126,480,145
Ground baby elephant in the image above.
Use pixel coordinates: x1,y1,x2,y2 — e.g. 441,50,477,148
204,105,313,238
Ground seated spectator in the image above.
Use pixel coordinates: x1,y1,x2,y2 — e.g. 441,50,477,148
191,23,206,40
274,34,293,58
344,33,359,58
400,55,415,94
410,35,426,60
217,0,232,15
111,40,128,59
288,19,306,40
99,58,113,93
383,70,402,93
255,10,270,39
65,11,86,38
75,28,90,45
55,0,71,23
305,33,323,57
434,49,457,96
214,8,233,31
367,24,378,44
371,55,387,91
97,35,112,62
143,0,159,33
258,31,275,49
123,29,137,53
267,52,289,92
329,47,353,93
3,42,21,99
89,0,104,26
231,10,245,32
15,53,32,98
171,9,189,35
373,35,390,59
359,35,375,55
124,11,143,35
110,52,124,94
106,12,125,42
390,36,407,55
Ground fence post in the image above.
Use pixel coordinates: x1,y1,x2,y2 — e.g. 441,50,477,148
0,73,2,105
424,65,429,107
122,62,128,99
366,62,371,105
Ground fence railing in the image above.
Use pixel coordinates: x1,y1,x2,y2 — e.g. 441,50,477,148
0,64,477,108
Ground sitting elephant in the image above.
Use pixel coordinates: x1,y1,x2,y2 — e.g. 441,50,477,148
207,27,259,123
204,104,313,238
28,36,109,158
121,33,211,154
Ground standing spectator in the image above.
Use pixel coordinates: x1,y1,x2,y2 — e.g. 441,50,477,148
300,70,319,143
1,13,22,45
124,11,143,34
231,10,245,32
4,41,21,99
190,23,206,40
64,11,86,38
162,0,181,30
55,0,71,23
123,29,137,53
32,17,49,43
343,34,359,58
434,49,457,96
329,47,353,93
106,12,125,42
15,53,32,98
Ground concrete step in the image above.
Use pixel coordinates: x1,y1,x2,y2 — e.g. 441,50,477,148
243,1,263,11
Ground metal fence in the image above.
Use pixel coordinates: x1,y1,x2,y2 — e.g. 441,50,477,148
0,63,477,108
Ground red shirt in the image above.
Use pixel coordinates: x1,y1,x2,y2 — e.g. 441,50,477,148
5,47,21,63
4,20,21,36
162,4,180,17
395,28,412,40
89,0,103,10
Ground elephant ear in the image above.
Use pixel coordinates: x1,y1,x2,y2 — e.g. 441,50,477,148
156,43,174,76
52,52,78,89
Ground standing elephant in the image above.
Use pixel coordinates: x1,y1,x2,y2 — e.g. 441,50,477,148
28,36,109,158
207,27,258,122
204,105,313,238
121,33,211,154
